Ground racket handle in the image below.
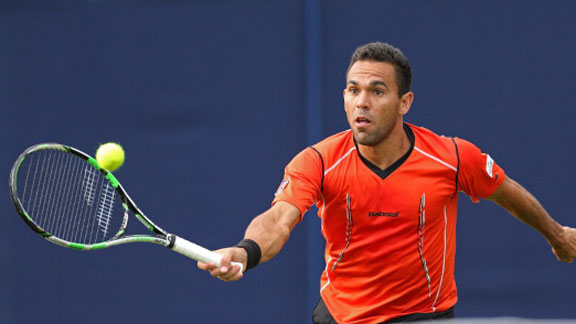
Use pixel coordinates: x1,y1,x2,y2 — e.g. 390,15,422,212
168,235,244,273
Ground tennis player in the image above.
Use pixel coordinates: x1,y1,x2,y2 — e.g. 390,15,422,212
198,42,576,324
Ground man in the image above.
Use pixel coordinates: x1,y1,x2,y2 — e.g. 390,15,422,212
198,42,576,323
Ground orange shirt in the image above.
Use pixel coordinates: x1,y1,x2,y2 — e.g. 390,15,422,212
273,123,505,324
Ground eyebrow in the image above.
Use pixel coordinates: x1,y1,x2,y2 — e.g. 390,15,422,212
347,80,390,89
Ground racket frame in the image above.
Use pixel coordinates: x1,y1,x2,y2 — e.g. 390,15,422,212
10,143,241,270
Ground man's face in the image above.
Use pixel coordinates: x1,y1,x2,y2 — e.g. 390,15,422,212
344,60,412,146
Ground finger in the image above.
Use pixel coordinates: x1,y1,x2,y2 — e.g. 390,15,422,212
216,264,243,282
197,261,216,271
217,265,237,280
231,264,245,280
218,253,234,272
208,262,235,278
209,265,227,277
209,267,231,279
227,270,244,281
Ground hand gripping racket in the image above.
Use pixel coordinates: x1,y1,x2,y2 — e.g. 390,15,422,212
9,143,242,272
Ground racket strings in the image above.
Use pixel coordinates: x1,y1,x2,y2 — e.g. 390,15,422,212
17,149,125,244
83,166,98,206
95,182,115,238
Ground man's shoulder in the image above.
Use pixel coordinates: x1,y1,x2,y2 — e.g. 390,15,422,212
286,130,354,169
409,123,457,145
316,129,354,144
408,123,451,141
311,130,356,160
408,123,482,155
408,123,460,163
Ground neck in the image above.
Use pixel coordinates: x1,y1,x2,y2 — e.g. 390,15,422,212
357,122,411,170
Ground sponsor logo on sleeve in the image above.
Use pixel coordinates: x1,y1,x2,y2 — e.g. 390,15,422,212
275,178,289,195
485,155,494,178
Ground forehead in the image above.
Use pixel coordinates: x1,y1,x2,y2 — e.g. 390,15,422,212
347,60,397,84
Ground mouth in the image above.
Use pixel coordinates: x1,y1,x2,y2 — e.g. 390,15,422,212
354,116,372,128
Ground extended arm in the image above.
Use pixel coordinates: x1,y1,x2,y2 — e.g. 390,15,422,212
487,177,576,263
197,201,301,281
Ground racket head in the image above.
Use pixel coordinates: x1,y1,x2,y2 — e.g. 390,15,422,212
10,143,130,248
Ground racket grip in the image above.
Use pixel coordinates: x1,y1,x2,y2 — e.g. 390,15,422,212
168,235,244,273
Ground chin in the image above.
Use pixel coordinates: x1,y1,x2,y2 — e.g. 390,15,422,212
354,132,382,146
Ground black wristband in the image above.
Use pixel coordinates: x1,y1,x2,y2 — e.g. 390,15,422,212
234,239,261,271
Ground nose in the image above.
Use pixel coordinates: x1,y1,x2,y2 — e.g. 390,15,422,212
355,91,370,109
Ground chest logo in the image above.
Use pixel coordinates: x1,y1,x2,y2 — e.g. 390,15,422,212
368,211,399,217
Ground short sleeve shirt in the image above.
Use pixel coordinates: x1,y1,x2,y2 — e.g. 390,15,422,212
273,123,505,324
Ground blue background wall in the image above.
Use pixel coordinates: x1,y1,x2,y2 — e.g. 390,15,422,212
2,1,575,323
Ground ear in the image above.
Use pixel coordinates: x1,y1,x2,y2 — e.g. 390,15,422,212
398,91,414,116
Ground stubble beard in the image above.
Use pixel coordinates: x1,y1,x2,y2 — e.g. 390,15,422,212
353,124,393,147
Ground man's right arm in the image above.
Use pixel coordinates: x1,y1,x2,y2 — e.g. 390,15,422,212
196,201,301,281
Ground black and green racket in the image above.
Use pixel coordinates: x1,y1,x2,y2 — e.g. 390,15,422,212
9,143,242,271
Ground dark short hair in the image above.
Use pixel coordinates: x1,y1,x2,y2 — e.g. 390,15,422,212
347,42,412,96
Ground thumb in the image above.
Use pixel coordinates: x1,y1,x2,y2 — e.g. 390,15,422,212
218,252,233,271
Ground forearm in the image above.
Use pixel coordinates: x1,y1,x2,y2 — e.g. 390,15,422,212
243,201,300,263
196,202,300,281
244,214,290,263
489,177,563,244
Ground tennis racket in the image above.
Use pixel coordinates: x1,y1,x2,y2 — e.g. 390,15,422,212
9,143,242,271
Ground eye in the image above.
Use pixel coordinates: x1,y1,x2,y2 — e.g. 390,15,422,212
374,88,384,95
347,87,359,94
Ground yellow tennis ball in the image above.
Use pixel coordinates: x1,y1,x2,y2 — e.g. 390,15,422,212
96,142,125,172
